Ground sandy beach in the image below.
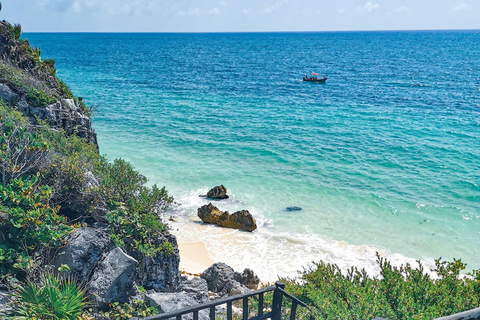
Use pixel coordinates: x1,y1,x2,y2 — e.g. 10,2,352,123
178,241,215,276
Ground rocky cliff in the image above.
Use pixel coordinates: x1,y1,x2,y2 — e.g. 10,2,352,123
0,20,97,145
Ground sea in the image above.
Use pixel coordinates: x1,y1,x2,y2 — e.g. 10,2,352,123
25,31,480,281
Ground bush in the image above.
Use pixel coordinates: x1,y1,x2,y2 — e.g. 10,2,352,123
0,176,73,276
9,273,87,320
99,300,160,320
25,87,56,107
282,253,480,320
0,102,50,186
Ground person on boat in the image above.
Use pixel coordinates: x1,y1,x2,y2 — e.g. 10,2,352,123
323,75,326,79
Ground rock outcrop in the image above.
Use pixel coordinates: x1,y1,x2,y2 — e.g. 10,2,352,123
197,203,224,224
201,263,259,297
52,227,111,284
0,83,97,145
0,21,98,146
177,277,210,304
207,185,229,199
197,204,257,232
218,210,257,232
146,292,210,320
135,233,181,292
87,247,139,309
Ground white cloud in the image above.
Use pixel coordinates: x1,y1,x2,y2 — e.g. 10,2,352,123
454,3,469,10
358,2,379,13
338,8,346,14
177,7,221,17
208,8,221,15
264,0,288,14
394,6,411,13
243,7,252,14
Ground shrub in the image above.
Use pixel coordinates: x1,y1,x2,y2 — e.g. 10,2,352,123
0,176,73,276
9,273,87,320
25,87,56,107
282,253,480,320
0,104,50,186
99,300,160,320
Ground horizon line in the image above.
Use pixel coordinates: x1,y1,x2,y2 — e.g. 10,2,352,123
22,28,480,34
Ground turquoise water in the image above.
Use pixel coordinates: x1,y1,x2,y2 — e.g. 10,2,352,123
26,31,480,279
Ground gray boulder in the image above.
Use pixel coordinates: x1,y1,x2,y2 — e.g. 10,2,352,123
201,263,256,297
207,185,228,199
146,292,209,320
52,227,110,284
235,268,260,290
135,233,181,292
177,277,209,304
88,247,138,309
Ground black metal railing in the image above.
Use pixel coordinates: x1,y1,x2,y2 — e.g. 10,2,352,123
135,281,312,320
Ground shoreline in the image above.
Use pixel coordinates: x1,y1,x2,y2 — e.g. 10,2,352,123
178,241,215,277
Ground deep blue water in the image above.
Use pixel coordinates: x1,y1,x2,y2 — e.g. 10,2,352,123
24,31,480,279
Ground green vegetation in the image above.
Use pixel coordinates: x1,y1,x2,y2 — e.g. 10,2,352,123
99,300,161,320
26,87,56,107
281,253,480,320
9,273,88,320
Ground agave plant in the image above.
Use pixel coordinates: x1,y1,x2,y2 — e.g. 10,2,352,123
11,23,22,41
11,273,88,320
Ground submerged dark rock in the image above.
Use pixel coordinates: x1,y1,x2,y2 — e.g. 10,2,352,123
286,206,302,211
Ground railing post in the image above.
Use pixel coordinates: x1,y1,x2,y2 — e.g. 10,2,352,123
272,281,285,320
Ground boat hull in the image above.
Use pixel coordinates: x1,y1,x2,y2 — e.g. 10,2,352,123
303,77,327,84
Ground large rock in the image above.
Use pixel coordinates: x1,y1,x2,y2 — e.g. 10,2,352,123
201,263,257,297
177,277,210,304
235,268,260,290
52,227,110,284
197,203,224,224
146,293,209,320
87,247,138,309
197,204,257,232
207,185,228,199
135,233,181,292
217,210,257,232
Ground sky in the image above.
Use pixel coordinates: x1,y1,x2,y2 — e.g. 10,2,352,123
2,0,480,32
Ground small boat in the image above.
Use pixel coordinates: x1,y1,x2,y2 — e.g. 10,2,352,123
303,73,327,83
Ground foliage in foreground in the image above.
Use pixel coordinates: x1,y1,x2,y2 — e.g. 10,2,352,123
8,273,88,320
282,253,480,320
0,102,173,280
99,300,160,320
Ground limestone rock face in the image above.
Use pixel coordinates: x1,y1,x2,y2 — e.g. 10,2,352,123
201,263,259,297
135,233,181,292
0,83,97,146
177,277,210,304
197,204,257,232
88,247,138,309
146,292,209,320
217,210,257,232
52,227,111,284
207,185,228,199
197,203,224,224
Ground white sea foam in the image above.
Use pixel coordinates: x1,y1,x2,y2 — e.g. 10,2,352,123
168,188,437,282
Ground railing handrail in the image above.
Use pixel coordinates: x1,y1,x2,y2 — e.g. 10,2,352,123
140,285,278,320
